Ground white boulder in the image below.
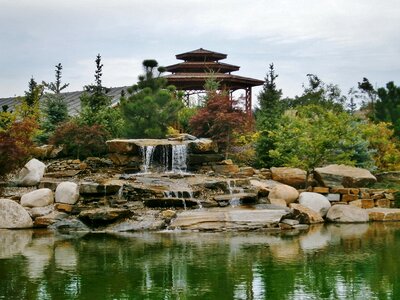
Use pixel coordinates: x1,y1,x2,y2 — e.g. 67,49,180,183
18,158,46,186
298,192,331,217
55,182,80,204
0,199,33,229
20,188,54,208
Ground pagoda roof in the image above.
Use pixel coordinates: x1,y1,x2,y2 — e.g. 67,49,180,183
164,72,264,90
165,61,240,73
176,48,227,61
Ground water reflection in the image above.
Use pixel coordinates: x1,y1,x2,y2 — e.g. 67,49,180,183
1,223,400,299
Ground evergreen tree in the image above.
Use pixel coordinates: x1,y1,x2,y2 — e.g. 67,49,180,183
254,64,285,167
358,77,377,118
120,60,183,138
375,81,400,137
42,63,69,94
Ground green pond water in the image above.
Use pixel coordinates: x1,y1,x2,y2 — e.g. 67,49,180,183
1,223,400,300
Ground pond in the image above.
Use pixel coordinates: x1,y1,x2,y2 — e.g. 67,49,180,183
1,223,400,299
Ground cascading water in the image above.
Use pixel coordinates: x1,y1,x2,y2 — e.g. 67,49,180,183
227,180,243,207
140,145,155,173
171,144,188,173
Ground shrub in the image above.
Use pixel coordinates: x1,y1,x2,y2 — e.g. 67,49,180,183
50,121,109,159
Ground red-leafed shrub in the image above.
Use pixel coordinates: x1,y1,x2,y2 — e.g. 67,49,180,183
189,93,254,156
0,117,38,180
50,121,110,159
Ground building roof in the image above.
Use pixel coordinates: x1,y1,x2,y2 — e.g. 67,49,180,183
0,86,127,116
165,61,240,74
175,48,227,61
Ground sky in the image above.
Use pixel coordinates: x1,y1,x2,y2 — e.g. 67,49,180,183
0,0,399,104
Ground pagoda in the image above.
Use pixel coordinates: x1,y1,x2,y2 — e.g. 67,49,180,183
164,48,264,114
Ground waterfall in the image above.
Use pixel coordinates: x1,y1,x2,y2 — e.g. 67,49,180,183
171,144,188,173
140,145,155,173
227,180,243,207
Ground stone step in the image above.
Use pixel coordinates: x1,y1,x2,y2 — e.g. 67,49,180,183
213,193,258,203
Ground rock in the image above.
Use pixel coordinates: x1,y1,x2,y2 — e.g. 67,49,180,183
18,158,46,186
268,184,299,204
367,208,400,221
281,219,300,226
79,208,133,226
106,139,141,154
34,211,67,227
349,199,362,208
167,133,197,141
143,198,200,208
212,164,240,175
187,154,225,165
288,203,324,224
268,198,287,208
49,218,90,232
29,205,54,218
38,180,61,191
55,182,80,204
326,204,369,223
108,153,141,166
214,193,258,204
55,203,74,213
188,138,218,154
298,192,331,217
0,199,33,228
312,187,330,193
161,209,177,220
314,164,377,188
270,167,307,188
375,199,391,208
106,212,165,232
238,167,255,177
80,182,121,195
326,193,341,202
169,208,287,231
20,188,54,208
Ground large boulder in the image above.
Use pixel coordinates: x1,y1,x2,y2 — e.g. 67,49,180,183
270,167,307,188
326,204,369,223
268,184,299,204
187,138,218,154
20,188,54,208
298,192,331,217
314,164,376,188
18,159,46,186
0,199,33,228
55,182,79,204
288,203,324,224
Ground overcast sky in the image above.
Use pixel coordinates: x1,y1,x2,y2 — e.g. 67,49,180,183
1,0,399,102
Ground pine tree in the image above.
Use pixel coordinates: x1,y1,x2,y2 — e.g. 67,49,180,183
42,63,69,94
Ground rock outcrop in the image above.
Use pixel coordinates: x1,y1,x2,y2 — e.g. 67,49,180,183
314,164,377,188
326,204,369,223
270,167,307,188
298,192,331,217
0,199,33,229
18,159,46,186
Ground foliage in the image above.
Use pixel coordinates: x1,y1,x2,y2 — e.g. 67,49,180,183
78,54,123,137
0,117,38,181
177,107,199,133
229,131,259,166
50,121,109,159
358,77,377,118
0,106,15,131
37,63,70,144
269,105,371,185
375,81,400,137
190,92,253,156
361,121,400,171
16,78,43,119
120,60,184,138
254,64,285,167
287,74,346,111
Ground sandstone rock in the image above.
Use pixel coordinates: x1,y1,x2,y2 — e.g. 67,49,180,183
268,198,287,208
187,154,225,165
106,212,165,232
80,182,121,195
212,164,240,175
106,139,141,154
20,188,54,208
281,219,299,226
375,199,391,208
188,138,218,154
18,158,46,186
29,205,54,218
79,208,133,226
34,211,67,227
270,167,307,188
361,199,374,209
161,209,177,220
314,164,377,188
367,208,400,221
55,182,79,204
298,192,331,217
268,184,299,204
288,203,324,224
349,199,362,208
313,187,330,193
108,153,141,166
326,204,369,223
214,193,258,204
169,208,287,231
238,167,255,177
55,203,74,213
0,199,33,228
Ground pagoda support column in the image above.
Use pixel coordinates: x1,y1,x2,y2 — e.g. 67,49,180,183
245,87,252,115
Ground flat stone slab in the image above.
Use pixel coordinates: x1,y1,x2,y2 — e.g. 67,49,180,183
367,208,400,221
214,193,257,202
169,208,287,231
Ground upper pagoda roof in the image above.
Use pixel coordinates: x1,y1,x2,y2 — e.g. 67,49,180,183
175,48,227,61
165,61,240,74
